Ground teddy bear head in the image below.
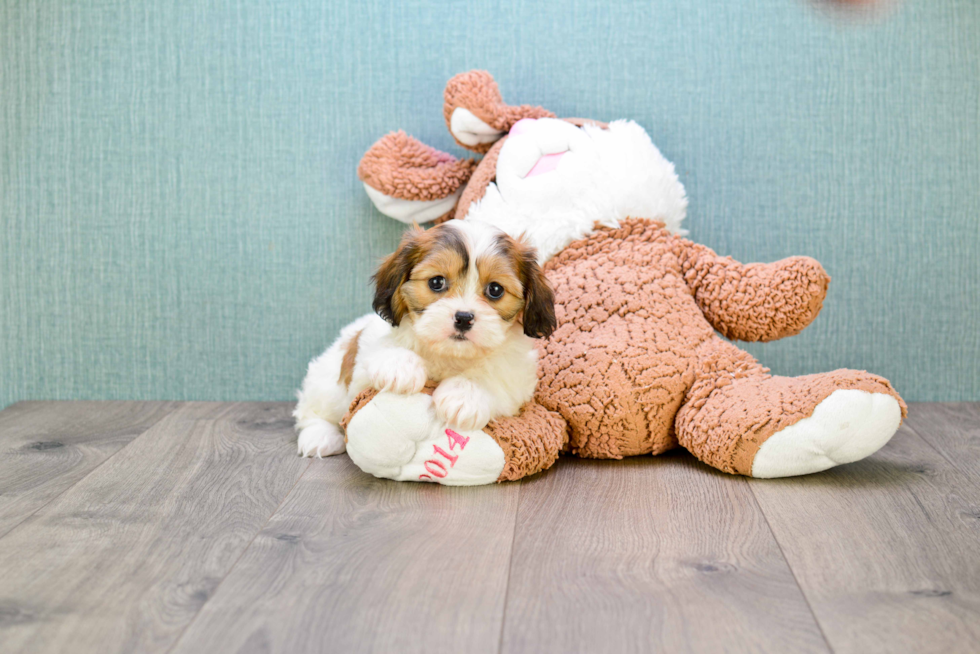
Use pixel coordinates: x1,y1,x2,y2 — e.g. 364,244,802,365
359,70,688,262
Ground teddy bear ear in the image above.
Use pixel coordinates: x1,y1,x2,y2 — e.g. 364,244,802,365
357,131,478,224
443,70,555,154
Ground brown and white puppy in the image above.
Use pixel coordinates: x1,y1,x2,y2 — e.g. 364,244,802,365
294,220,556,458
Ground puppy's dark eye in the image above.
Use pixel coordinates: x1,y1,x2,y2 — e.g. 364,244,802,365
428,276,447,292
486,282,504,300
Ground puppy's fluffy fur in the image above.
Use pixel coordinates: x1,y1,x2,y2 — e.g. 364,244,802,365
294,220,556,457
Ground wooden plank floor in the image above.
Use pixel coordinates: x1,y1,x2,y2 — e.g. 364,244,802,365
0,402,977,654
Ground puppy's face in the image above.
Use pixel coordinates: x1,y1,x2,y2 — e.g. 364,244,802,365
373,220,556,359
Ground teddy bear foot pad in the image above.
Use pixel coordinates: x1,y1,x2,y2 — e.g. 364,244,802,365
751,389,903,478
345,392,506,485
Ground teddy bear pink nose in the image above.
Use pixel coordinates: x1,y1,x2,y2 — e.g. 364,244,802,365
509,118,536,136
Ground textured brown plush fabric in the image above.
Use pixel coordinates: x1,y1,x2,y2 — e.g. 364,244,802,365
339,387,379,441
673,240,830,342
535,219,715,459
531,219,905,472
451,137,505,222
536,218,901,463
340,382,439,437
347,69,908,481
339,383,566,482
484,402,568,481
443,70,554,154
675,355,907,474
340,219,906,480
357,131,477,203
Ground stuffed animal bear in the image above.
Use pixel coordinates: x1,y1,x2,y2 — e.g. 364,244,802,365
325,70,906,485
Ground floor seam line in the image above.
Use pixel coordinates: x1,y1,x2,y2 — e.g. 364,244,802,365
902,417,965,475
0,402,181,542
746,478,836,654
164,456,313,654
902,418,980,502
496,480,522,654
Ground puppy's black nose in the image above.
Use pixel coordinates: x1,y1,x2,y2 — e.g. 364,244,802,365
454,311,475,332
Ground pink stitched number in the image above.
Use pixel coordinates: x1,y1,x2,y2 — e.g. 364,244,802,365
431,444,458,467
445,428,469,451
424,460,448,478
420,429,470,482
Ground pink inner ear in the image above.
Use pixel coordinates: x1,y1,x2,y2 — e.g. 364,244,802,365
526,151,566,177
509,118,536,136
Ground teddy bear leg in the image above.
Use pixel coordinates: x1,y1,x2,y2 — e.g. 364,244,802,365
338,388,567,485
482,402,568,481
675,339,907,477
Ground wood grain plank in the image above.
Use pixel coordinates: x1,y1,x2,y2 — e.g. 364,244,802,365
500,455,829,654
0,401,176,538
904,402,980,480
749,424,980,654
0,402,309,654
170,455,519,654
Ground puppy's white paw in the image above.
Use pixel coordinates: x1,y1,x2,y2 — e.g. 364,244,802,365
368,349,428,394
433,377,492,431
297,420,346,458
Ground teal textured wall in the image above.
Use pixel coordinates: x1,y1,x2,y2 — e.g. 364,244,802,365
1,0,978,408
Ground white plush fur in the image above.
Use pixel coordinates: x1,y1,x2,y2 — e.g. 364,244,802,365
294,220,540,458
751,390,903,478
466,118,688,262
450,107,505,147
363,183,462,225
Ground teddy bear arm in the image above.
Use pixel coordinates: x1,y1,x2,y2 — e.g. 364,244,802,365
340,386,568,483
483,401,569,481
671,237,830,342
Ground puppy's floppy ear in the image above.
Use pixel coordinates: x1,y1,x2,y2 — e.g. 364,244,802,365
515,237,557,339
372,225,424,326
